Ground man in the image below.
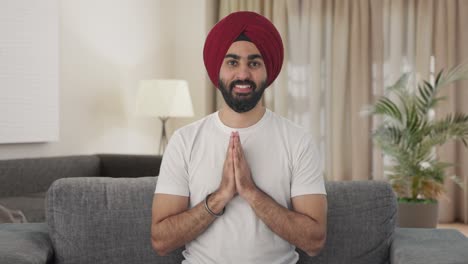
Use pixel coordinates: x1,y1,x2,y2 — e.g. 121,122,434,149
151,11,327,264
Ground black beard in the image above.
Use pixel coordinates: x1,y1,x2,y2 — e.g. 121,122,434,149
219,79,267,113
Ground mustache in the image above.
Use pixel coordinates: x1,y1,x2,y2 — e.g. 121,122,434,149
229,80,257,91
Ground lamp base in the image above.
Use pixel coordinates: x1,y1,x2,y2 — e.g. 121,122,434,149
159,117,169,155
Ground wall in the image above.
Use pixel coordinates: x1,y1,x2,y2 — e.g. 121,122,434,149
164,0,218,136
0,0,216,159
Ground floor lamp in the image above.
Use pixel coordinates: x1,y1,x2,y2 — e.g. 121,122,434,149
135,80,194,155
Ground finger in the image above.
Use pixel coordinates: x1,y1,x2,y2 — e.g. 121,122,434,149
226,135,234,169
232,140,239,168
229,147,235,172
231,133,236,148
235,134,243,159
226,133,234,157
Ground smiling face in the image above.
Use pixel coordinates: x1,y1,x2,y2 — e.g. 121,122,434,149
218,41,268,113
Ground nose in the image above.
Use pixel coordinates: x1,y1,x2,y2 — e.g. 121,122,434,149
235,63,252,80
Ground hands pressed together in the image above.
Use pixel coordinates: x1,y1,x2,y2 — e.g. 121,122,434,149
218,131,257,202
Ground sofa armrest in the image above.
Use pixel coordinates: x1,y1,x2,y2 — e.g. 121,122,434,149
97,154,162,177
0,223,54,264
390,227,468,264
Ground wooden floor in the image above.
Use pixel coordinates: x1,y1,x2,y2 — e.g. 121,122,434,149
437,222,468,236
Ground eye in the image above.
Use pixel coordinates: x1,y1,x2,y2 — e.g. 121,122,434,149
249,61,262,68
227,60,238,66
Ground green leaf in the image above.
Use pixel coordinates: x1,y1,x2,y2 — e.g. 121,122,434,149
398,197,437,204
374,97,403,123
435,70,443,87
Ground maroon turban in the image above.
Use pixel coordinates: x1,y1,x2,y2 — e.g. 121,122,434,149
203,11,284,88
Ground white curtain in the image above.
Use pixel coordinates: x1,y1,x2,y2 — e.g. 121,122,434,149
286,0,376,181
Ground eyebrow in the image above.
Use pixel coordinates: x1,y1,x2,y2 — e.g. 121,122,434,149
248,54,263,60
224,54,263,60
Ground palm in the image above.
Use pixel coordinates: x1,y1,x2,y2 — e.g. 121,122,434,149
365,64,468,200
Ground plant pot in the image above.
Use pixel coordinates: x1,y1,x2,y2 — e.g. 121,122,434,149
397,201,439,228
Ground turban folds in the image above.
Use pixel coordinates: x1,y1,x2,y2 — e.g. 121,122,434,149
203,11,284,88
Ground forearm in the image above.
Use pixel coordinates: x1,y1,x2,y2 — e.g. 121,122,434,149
151,191,227,255
245,189,325,256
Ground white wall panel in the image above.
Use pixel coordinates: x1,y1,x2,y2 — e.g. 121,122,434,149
0,0,59,143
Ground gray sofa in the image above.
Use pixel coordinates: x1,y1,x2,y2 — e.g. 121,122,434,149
0,154,162,222
1,155,467,264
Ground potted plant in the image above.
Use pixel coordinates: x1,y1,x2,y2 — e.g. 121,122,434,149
364,64,468,228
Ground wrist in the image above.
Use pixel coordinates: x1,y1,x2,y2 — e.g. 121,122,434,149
241,186,259,204
206,191,230,215
204,193,225,217
215,188,235,203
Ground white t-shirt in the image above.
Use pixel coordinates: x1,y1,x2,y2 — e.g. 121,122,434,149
155,108,326,264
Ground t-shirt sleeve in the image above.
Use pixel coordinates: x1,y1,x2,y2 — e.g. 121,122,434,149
291,134,326,197
154,131,190,197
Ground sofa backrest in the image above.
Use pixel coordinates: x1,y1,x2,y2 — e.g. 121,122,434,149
46,177,396,264
97,154,162,178
0,155,100,197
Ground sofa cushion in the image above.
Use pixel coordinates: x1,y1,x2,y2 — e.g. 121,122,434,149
391,228,468,264
0,223,54,264
46,176,184,264
300,181,397,264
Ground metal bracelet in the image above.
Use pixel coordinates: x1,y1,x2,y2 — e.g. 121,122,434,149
204,193,225,217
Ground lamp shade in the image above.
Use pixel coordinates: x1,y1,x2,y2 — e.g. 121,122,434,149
135,79,194,117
